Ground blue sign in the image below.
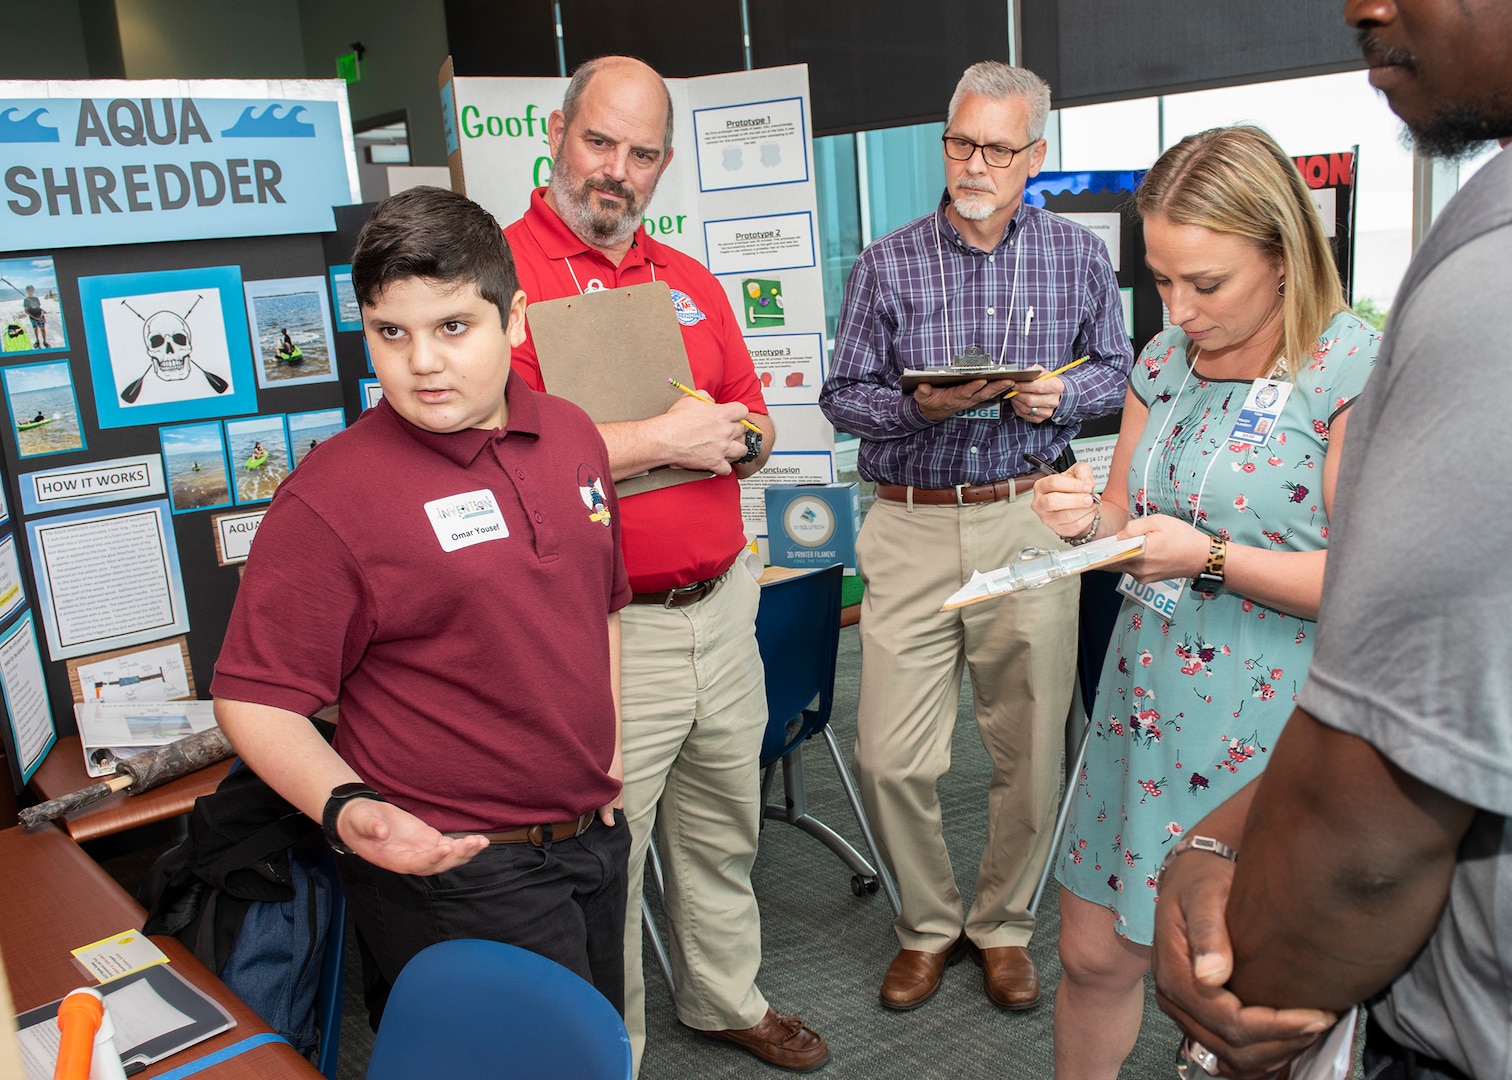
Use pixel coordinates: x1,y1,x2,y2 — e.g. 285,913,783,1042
0,94,357,249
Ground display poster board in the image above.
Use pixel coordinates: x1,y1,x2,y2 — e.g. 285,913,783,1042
440,61,832,550
0,80,361,249
0,78,366,792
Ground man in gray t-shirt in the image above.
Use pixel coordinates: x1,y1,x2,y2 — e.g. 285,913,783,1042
1149,3,1512,1078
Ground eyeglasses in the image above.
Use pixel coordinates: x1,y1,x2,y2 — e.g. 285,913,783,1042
941,135,1036,168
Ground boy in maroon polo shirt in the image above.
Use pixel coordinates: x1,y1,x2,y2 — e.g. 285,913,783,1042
211,186,631,1022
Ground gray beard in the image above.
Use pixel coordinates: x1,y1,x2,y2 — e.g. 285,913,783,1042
550,171,645,249
952,193,996,221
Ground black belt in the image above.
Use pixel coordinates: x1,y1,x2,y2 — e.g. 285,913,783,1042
630,570,728,608
1365,1015,1472,1080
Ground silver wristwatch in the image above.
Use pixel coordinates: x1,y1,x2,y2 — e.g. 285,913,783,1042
1154,834,1238,896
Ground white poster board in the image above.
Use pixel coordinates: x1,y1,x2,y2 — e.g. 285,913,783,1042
442,63,833,548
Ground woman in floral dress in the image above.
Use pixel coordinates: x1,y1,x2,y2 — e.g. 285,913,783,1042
1030,126,1379,1078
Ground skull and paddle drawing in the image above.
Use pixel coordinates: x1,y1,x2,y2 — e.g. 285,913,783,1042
118,296,230,403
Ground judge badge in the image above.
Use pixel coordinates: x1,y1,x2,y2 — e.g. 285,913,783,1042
953,346,1002,420
1227,378,1293,447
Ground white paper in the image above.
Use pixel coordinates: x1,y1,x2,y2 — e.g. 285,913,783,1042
942,535,1146,609
17,1017,58,1080
104,979,195,1052
1288,1005,1358,1080
0,533,24,624
75,700,217,776
75,642,191,704
692,96,809,191
0,614,55,776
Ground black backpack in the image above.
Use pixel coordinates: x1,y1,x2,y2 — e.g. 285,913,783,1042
141,761,335,1055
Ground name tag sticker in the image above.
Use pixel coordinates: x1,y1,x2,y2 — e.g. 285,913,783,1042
1228,378,1293,446
1118,573,1183,622
957,403,1001,420
425,489,509,552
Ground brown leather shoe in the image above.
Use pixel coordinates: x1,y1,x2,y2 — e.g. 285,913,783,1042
703,1007,829,1072
979,945,1041,1010
879,932,973,1011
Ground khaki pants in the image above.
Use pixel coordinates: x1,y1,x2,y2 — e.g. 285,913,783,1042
855,493,1076,953
619,568,770,1073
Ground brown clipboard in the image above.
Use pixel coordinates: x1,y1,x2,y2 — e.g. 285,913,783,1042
526,281,714,498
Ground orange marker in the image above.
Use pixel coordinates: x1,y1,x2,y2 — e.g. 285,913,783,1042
54,989,105,1080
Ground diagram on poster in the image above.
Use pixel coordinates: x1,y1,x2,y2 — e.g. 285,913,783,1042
747,333,824,405
79,266,258,428
74,641,192,703
704,213,816,277
692,97,809,192
27,500,189,661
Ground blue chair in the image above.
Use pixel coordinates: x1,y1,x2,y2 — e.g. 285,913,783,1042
364,938,632,1080
753,564,900,914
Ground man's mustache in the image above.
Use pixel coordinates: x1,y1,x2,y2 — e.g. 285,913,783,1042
1357,29,1415,72
954,178,994,193
586,178,635,202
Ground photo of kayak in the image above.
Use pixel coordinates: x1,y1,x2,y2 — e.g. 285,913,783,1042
225,413,290,505
3,358,86,458
244,276,338,389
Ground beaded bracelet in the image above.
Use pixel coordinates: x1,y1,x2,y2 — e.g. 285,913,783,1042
1062,508,1100,547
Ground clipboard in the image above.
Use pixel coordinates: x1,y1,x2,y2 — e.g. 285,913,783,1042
527,282,714,498
900,367,1039,393
941,535,1146,610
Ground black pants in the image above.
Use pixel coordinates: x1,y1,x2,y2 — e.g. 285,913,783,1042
337,811,630,1028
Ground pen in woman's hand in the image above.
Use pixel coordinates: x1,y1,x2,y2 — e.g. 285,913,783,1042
1024,452,1101,504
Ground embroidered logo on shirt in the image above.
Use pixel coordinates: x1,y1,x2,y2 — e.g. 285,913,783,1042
669,289,706,326
578,465,611,527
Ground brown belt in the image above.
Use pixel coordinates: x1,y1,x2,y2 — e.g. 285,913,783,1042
451,812,596,846
630,570,728,608
875,475,1037,506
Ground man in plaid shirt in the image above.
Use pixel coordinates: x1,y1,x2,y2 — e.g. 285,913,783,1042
820,60,1130,1015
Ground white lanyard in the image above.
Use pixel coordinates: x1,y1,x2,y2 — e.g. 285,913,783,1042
564,254,657,296
1139,349,1286,524
933,214,1024,368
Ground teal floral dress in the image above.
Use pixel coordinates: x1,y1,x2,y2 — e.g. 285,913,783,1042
1057,311,1379,945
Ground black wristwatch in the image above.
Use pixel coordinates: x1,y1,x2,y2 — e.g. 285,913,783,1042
322,783,388,855
735,427,762,465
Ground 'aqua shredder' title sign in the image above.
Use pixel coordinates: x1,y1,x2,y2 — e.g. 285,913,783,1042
1,85,359,249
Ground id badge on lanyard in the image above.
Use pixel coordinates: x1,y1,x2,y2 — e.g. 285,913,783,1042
1117,573,1184,622
1227,377,1293,447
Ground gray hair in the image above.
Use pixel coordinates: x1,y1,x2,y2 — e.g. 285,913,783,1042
947,61,1051,142
561,56,675,154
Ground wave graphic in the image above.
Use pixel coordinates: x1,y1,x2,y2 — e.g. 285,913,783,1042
220,103,316,138
0,107,61,143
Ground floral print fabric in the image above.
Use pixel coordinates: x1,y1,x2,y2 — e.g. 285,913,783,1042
1057,311,1379,944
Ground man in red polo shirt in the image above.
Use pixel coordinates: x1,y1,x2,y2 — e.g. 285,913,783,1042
505,55,828,1075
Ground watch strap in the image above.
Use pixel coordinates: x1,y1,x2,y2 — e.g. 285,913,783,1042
1191,535,1227,590
322,783,388,855
1154,833,1238,895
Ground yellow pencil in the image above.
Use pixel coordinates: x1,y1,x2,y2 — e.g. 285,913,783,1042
668,378,763,433
1003,354,1092,399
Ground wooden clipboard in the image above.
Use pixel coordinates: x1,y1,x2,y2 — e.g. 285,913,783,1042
527,281,713,498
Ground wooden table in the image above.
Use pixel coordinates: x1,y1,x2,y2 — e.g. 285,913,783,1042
0,823,320,1079
27,735,230,842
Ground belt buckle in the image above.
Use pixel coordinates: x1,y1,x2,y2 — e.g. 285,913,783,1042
664,581,703,608
953,483,967,507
